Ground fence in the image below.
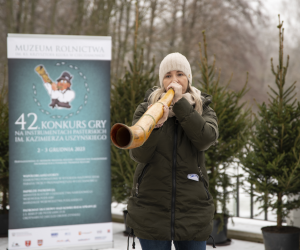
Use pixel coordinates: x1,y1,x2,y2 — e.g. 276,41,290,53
226,162,277,221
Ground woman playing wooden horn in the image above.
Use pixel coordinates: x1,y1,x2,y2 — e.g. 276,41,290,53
126,52,219,250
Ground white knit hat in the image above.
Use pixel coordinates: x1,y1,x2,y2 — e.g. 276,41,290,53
159,52,192,87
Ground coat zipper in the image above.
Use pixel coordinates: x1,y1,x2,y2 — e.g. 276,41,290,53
135,164,149,197
198,167,210,200
171,120,178,240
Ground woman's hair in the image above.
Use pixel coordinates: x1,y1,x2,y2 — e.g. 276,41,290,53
148,84,203,115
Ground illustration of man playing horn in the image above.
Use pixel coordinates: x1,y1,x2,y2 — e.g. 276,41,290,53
35,66,75,109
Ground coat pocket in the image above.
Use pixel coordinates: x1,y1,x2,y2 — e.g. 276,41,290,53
135,163,150,197
198,166,210,200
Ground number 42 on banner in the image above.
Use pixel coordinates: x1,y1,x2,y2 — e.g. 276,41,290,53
15,113,38,130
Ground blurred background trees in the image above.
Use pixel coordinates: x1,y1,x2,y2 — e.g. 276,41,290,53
198,31,251,217
1,0,299,107
110,6,158,202
1,0,300,206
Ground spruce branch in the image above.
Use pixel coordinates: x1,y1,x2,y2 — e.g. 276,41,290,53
271,58,277,76
285,93,297,104
268,85,279,97
283,82,296,99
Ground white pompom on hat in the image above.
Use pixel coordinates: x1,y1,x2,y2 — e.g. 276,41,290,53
159,52,192,87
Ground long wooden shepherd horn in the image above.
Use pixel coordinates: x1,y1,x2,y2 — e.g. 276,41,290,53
110,88,175,149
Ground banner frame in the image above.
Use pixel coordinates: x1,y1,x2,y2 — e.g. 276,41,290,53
8,33,112,250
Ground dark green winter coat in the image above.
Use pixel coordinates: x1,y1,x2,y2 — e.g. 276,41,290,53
126,89,218,241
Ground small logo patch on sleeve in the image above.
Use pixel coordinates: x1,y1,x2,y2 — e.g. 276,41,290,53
187,174,199,181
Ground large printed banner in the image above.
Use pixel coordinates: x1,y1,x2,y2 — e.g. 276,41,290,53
7,34,112,249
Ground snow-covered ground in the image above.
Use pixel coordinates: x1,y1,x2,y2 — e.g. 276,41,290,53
0,203,275,250
0,222,265,250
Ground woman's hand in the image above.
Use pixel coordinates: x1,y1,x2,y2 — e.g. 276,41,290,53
167,81,183,103
148,104,169,128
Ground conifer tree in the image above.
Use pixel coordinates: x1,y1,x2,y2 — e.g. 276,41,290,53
110,5,158,202
241,17,300,228
198,31,251,217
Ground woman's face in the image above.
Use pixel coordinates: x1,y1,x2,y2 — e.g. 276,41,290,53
162,70,188,93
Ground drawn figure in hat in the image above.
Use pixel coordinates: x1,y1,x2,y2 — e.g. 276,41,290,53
42,71,75,109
